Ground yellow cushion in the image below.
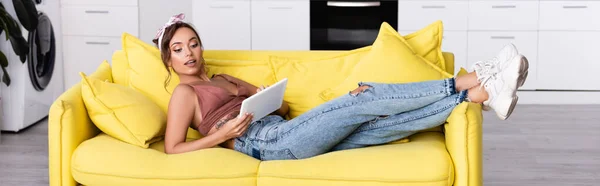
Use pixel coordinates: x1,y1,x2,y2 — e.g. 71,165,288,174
119,33,277,113
111,50,129,86
71,133,260,186
79,70,167,148
204,59,277,88
269,46,372,118
120,33,178,113
268,22,446,118
258,132,454,186
320,22,452,101
403,20,446,71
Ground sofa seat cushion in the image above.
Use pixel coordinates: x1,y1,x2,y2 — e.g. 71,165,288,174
257,132,454,186
71,133,260,186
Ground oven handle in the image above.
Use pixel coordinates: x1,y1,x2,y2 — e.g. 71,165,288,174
327,1,381,7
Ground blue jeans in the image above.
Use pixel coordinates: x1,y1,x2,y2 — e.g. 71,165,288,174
233,78,468,161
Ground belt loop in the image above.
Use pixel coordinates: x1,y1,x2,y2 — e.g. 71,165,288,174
252,148,262,160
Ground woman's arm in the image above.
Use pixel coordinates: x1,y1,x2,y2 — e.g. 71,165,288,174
164,85,226,154
273,97,289,117
164,84,255,154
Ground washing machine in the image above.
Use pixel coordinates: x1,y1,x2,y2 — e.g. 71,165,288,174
0,0,63,132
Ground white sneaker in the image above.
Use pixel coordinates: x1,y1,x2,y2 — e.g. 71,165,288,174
478,54,529,120
471,43,528,111
471,43,520,82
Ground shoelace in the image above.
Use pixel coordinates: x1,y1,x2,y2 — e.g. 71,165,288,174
473,57,500,89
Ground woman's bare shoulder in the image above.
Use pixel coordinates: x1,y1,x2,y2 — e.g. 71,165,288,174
170,84,198,102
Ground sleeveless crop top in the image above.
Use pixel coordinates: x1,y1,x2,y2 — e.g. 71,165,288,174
188,74,252,136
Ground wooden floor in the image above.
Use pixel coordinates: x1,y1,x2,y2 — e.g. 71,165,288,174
0,105,599,186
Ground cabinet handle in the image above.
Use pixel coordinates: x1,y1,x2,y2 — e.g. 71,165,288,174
422,5,446,9
209,5,234,9
492,5,516,9
490,36,515,40
85,10,109,14
268,6,293,10
85,41,110,45
563,5,587,9
327,1,380,7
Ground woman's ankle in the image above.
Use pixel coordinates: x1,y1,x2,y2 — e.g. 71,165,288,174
455,72,480,92
466,86,489,103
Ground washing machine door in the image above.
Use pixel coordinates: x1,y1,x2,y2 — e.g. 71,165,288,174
28,12,56,91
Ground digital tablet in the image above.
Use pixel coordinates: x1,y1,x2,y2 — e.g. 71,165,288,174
238,78,288,123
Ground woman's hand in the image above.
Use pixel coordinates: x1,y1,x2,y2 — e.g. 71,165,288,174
217,113,254,140
256,84,290,117
257,85,269,93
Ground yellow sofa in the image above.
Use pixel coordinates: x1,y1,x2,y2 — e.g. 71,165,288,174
49,24,483,186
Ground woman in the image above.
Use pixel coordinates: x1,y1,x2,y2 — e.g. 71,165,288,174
154,14,529,160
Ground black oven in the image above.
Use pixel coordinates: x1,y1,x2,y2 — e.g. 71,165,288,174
310,0,398,50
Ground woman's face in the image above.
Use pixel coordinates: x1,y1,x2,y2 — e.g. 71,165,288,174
168,27,204,77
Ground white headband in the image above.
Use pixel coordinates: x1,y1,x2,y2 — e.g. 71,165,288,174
154,13,186,51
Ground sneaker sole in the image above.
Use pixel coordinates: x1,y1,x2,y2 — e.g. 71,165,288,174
517,55,529,88
482,54,527,112
497,55,526,119
482,56,526,111
497,96,519,120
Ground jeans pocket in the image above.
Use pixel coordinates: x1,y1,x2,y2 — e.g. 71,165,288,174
261,148,297,161
252,118,281,142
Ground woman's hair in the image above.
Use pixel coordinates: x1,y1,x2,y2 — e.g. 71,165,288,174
152,22,205,87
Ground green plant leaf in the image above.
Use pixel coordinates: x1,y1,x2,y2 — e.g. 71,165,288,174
12,0,37,32
0,6,23,38
8,35,25,56
0,51,7,68
7,34,28,63
0,19,4,36
0,7,11,39
19,52,25,63
1,65,10,86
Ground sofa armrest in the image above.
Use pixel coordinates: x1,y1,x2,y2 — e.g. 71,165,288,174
49,83,101,186
444,102,483,186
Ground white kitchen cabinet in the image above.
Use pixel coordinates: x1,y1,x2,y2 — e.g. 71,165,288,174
138,0,194,45
539,1,600,31
61,0,137,6
467,31,538,90
397,1,469,31
63,36,122,88
442,31,468,74
61,5,139,37
537,31,600,91
468,1,539,31
192,0,251,50
251,0,310,50
60,0,139,90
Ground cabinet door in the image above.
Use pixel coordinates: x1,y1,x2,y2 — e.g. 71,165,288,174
468,1,539,31
251,0,309,50
397,1,469,31
63,36,122,88
539,1,600,31
139,0,193,45
192,0,251,50
467,31,538,90
537,31,600,90
61,0,138,6
442,31,468,75
61,5,139,37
